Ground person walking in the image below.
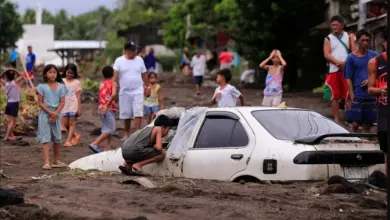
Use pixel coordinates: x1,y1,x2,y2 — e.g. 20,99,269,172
113,42,148,141
190,50,207,96
323,15,356,123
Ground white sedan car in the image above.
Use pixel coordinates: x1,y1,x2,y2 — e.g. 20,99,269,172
69,107,385,182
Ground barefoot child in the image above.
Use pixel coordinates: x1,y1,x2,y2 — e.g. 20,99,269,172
88,66,117,153
61,63,82,147
36,64,68,170
212,69,244,107
259,49,287,106
144,72,164,124
0,69,24,141
119,115,171,175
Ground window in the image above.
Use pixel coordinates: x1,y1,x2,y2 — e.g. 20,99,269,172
251,110,349,141
195,116,249,148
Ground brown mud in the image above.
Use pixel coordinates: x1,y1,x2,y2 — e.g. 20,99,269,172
0,77,386,220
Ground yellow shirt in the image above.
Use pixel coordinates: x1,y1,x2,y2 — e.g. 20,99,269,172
144,84,160,107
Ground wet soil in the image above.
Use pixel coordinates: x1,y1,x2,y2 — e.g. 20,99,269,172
0,76,386,220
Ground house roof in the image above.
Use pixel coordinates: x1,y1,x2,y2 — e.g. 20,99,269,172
346,13,387,27
47,40,107,51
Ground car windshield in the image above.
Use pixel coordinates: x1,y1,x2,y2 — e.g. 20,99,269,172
251,110,349,141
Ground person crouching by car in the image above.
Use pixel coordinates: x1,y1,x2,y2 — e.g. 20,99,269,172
119,115,171,175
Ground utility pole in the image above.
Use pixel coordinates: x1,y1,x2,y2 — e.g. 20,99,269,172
357,0,367,30
98,13,103,50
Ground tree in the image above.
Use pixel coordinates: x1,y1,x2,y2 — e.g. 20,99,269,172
0,0,23,52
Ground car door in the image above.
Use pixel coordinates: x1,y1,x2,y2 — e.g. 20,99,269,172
182,110,256,181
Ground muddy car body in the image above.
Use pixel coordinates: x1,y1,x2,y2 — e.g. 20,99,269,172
70,107,385,182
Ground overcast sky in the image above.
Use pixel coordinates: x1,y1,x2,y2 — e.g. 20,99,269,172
11,0,118,15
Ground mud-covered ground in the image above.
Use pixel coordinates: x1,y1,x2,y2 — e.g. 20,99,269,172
0,76,386,220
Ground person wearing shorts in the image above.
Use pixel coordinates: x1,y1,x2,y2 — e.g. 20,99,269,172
323,15,355,123
25,46,36,86
119,115,171,175
190,50,206,95
344,30,378,132
113,42,147,140
368,28,387,174
89,66,118,153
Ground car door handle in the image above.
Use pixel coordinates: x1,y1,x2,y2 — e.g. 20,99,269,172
231,154,243,160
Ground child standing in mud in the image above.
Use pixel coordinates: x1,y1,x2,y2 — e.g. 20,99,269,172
0,68,24,141
212,69,244,107
259,50,287,106
88,66,117,153
36,64,68,170
61,64,82,147
144,72,164,125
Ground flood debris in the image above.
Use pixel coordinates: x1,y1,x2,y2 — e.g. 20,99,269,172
0,188,25,207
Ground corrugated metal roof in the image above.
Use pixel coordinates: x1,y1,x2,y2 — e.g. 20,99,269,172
51,40,107,50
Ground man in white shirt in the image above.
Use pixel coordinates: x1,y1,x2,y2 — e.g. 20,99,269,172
190,50,207,95
323,15,356,123
113,42,148,140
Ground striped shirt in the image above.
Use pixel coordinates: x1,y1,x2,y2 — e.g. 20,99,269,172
5,81,20,103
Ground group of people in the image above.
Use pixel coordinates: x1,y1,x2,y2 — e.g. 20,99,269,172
323,15,388,172
1,17,387,173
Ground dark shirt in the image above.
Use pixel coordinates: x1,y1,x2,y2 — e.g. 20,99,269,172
374,53,387,132
144,53,156,70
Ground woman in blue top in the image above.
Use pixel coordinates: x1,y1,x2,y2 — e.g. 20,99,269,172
36,64,68,170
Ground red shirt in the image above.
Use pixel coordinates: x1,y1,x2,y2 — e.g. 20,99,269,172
219,52,234,64
99,79,117,111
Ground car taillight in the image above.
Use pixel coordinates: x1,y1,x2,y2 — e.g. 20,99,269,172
263,159,277,174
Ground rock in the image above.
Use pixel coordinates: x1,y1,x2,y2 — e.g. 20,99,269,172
368,170,386,189
320,184,346,194
0,188,24,207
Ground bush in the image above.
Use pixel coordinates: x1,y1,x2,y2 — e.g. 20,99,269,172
82,78,100,92
157,55,179,72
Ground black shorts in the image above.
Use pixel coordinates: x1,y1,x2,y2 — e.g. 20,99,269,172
10,61,16,68
378,131,388,153
5,102,19,117
194,76,203,85
123,145,162,164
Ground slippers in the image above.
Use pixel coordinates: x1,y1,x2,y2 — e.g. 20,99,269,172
63,142,73,148
52,162,67,168
119,165,133,175
42,165,51,170
4,136,22,141
88,145,101,153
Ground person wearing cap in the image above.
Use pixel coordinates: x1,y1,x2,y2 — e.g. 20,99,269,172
113,42,148,140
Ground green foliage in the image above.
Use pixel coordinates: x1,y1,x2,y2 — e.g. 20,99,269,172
22,6,114,41
157,55,179,72
0,0,23,52
82,78,100,92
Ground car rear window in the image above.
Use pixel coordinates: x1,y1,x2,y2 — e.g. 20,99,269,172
251,110,349,141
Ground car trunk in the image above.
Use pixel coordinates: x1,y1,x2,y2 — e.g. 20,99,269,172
294,140,384,180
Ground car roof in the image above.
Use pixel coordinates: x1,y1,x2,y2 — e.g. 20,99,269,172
207,106,305,112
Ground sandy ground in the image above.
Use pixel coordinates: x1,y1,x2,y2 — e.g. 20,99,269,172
0,79,386,220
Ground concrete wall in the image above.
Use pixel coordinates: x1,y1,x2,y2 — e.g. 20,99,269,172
16,24,58,65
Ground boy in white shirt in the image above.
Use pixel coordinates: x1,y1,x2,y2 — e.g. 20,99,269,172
212,69,244,107
190,50,207,95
